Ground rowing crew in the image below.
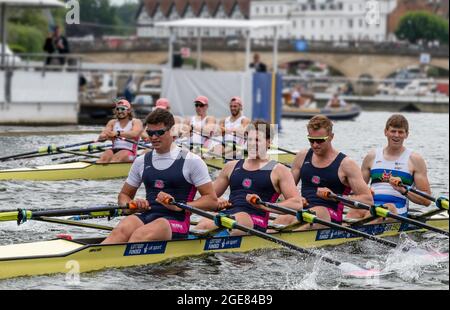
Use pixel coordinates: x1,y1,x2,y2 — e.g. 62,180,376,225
96,96,250,164
102,109,434,244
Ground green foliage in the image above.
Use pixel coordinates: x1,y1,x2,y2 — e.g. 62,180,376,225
8,23,46,54
395,11,449,44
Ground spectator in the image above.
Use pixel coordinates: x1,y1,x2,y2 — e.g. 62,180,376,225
43,26,70,66
249,53,267,73
325,93,347,109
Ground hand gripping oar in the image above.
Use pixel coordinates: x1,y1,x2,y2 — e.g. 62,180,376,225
162,198,382,277
319,191,449,237
0,203,138,225
249,197,398,248
0,140,97,162
390,178,449,212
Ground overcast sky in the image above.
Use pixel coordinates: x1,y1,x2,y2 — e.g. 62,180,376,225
110,0,139,6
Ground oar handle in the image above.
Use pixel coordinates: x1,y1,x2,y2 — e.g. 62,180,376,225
253,198,398,248
389,177,449,211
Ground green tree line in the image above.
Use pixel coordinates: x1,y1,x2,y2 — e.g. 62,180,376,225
395,11,449,45
7,0,139,54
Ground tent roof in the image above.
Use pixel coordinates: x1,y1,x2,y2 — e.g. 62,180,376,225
0,0,64,8
155,18,290,30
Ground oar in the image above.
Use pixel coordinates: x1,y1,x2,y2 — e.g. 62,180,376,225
162,198,382,277
390,178,449,211
250,198,398,248
0,140,97,162
0,203,137,225
319,191,449,237
34,216,114,231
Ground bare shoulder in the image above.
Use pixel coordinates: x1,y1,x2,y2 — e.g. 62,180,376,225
409,151,427,169
341,156,360,173
223,160,239,175
292,149,309,168
364,149,377,161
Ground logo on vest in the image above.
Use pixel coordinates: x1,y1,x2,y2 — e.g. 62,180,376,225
242,178,252,189
311,175,321,185
380,170,392,182
154,180,165,189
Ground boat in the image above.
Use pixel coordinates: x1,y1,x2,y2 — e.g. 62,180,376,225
0,216,447,280
282,104,361,120
0,150,296,181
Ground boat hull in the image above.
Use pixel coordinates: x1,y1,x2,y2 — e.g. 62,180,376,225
0,152,296,181
283,104,361,120
0,218,447,280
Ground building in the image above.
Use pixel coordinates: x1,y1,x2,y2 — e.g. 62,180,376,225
136,0,398,42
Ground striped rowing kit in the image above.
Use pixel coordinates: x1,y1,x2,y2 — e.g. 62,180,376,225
370,148,414,216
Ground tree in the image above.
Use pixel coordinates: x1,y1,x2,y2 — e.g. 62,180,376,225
395,11,449,45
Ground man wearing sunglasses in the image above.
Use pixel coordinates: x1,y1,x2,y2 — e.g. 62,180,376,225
275,115,373,228
97,99,143,163
102,109,218,243
194,120,303,236
185,96,218,151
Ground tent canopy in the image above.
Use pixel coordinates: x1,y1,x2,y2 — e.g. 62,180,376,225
155,18,290,72
0,0,63,7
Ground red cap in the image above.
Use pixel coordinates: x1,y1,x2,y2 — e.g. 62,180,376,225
194,96,209,105
155,98,170,110
230,96,243,106
116,99,131,109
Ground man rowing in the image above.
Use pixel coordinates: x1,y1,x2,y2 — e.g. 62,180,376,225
194,120,303,236
219,96,251,160
142,98,184,141
185,96,218,152
348,114,432,220
275,115,373,229
102,109,218,243
97,99,143,163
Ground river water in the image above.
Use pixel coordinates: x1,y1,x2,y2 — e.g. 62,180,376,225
0,112,448,290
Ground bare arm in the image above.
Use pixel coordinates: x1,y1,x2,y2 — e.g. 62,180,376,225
406,153,432,206
342,158,374,206
98,120,115,141
213,161,237,198
272,164,303,212
361,150,376,184
291,149,308,185
187,182,218,212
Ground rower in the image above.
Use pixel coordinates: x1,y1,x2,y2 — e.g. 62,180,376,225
194,120,303,236
102,109,218,244
274,115,373,229
184,96,218,153
142,98,184,141
97,99,143,163
219,96,250,160
349,114,432,220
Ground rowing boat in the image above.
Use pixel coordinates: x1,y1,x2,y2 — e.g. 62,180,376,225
0,151,297,181
282,104,361,120
0,216,447,280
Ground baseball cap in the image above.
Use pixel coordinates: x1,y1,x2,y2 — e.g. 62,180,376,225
154,98,170,110
115,99,131,109
230,96,243,106
194,96,209,105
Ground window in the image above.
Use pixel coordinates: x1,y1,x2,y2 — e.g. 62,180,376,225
311,20,315,28
348,19,353,28
359,19,363,27
321,20,324,28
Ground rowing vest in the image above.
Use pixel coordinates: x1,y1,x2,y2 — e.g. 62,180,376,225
191,116,208,145
224,116,246,145
112,120,138,153
300,149,351,211
370,148,414,215
143,150,197,216
228,160,280,218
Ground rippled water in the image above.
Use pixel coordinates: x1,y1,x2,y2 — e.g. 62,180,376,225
0,112,448,290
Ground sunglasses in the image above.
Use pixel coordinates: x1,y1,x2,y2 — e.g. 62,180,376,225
115,107,129,112
146,128,169,138
307,136,329,144
195,103,206,108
